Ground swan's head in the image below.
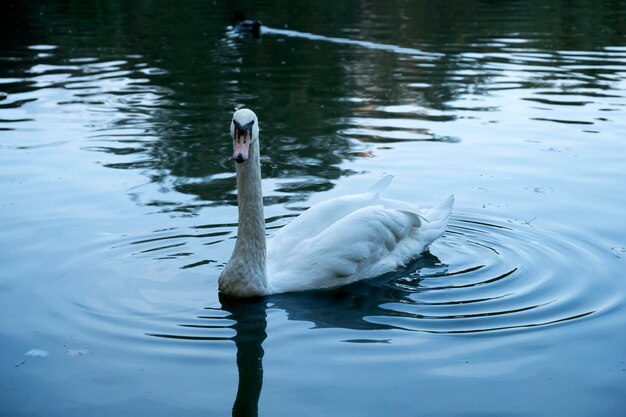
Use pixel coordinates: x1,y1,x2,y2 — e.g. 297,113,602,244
230,108,259,164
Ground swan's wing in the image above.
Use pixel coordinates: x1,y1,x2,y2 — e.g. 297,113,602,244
268,176,394,254
267,205,427,293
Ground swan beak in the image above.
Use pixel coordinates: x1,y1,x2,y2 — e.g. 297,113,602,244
233,126,251,164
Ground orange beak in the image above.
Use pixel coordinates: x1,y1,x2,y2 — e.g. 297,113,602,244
233,128,251,163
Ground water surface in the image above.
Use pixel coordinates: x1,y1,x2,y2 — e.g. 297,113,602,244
1,1,625,416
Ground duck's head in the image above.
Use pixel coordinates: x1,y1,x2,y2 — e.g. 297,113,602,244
230,108,259,164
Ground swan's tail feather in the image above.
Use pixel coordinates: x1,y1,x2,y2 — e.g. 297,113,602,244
367,175,393,195
421,195,454,242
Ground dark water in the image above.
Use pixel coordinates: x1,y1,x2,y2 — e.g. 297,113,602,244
1,1,625,416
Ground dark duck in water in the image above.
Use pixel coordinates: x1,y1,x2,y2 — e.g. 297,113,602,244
232,11,261,36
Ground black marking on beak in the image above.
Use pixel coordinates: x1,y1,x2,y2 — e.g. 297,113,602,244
233,119,254,142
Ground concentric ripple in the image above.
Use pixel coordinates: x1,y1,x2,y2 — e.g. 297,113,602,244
62,212,622,352
364,213,620,334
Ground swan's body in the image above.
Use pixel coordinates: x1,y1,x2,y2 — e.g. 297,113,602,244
218,109,453,297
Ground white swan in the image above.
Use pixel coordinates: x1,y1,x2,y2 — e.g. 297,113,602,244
218,109,454,297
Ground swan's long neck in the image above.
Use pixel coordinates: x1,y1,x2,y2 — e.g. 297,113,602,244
219,138,268,297
234,139,266,265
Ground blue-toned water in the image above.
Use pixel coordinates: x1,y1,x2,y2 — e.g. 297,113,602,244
1,1,625,416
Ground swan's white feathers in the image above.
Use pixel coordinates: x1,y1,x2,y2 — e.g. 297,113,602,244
266,175,394,253
267,205,415,292
265,181,454,294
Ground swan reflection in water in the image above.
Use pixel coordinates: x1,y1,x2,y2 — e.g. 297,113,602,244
219,296,267,417
218,252,445,416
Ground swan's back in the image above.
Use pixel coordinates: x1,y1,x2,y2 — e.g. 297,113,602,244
266,176,453,294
